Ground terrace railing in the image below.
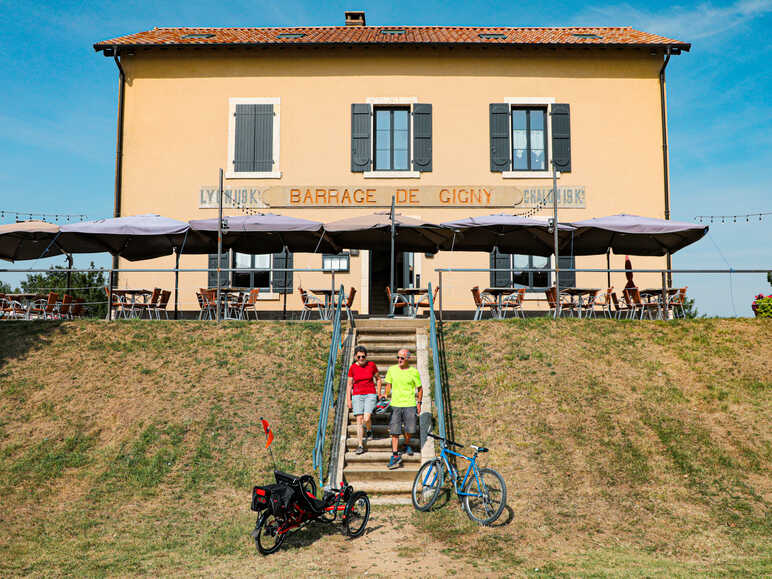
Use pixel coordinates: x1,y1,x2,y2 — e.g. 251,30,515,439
427,282,448,441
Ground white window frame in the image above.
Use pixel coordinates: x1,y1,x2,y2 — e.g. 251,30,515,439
501,97,558,180
232,251,280,299
227,97,281,179
364,97,420,178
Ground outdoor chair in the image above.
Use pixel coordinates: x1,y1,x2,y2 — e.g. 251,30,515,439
624,288,658,320
0,296,25,320
471,286,498,320
415,287,438,317
667,287,688,319
239,288,260,320
611,292,633,319
28,292,59,320
501,288,526,319
343,287,357,323
579,290,599,319
196,292,209,320
154,290,171,319
386,287,410,316
299,287,324,321
58,294,73,320
201,289,219,320
139,288,161,319
71,298,86,319
105,286,127,319
594,288,614,318
545,287,576,318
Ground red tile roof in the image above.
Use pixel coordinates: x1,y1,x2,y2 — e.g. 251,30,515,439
94,26,690,53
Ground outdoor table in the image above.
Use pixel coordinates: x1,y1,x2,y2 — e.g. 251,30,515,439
310,288,344,320
640,288,678,319
396,288,430,317
483,288,516,319
559,288,600,318
112,289,152,318
215,288,247,320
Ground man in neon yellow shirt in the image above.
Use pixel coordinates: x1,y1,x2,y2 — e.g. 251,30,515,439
382,348,422,469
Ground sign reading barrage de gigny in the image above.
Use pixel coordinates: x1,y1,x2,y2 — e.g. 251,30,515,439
198,185,586,209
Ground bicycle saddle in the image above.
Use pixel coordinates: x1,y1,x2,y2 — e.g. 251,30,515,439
471,445,488,453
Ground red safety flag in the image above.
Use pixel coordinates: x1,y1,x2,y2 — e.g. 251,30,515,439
261,418,274,449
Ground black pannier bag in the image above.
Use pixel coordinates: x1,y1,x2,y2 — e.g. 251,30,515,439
251,483,291,512
268,484,296,516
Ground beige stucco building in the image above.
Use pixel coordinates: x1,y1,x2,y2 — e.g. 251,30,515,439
95,12,689,316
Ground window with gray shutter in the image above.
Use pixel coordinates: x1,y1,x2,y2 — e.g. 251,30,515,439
271,250,293,294
351,104,372,172
557,255,575,289
550,103,571,172
489,103,510,172
490,249,512,287
233,104,274,173
412,103,432,172
208,252,229,289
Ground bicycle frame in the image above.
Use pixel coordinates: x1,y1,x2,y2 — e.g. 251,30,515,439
437,445,486,498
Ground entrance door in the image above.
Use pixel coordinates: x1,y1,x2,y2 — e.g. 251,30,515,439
369,250,415,315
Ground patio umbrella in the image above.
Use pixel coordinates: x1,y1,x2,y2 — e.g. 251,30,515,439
0,221,63,261
187,214,338,254
441,214,576,256
324,212,452,253
567,214,708,256
59,214,190,261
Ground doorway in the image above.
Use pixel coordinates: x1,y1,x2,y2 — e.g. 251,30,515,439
368,250,416,315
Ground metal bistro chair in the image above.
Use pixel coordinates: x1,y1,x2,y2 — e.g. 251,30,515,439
545,287,576,318
471,286,498,320
238,288,260,320
58,294,73,320
71,298,86,319
594,287,615,318
154,290,171,319
105,286,126,319
134,287,161,319
667,287,688,319
28,292,60,320
343,287,357,323
611,291,633,319
386,286,411,316
299,287,324,321
578,289,599,319
501,288,526,319
414,286,438,318
624,287,658,320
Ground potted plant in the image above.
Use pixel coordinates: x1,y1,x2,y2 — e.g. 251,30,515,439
752,293,772,318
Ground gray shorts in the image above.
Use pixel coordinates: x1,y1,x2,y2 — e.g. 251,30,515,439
352,393,377,416
389,406,418,435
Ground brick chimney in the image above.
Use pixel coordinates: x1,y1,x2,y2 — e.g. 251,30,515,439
345,11,366,26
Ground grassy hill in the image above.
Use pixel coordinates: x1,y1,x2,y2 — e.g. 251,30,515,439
0,319,769,576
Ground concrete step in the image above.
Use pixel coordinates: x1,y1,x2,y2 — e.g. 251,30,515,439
342,480,415,495
344,463,421,482
347,412,390,423
347,423,394,436
356,319,426,330
345,450,421,463
357,344,415,353
357,334,417,344
345,437,419,450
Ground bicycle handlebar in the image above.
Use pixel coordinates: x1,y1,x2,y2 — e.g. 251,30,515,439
427,431,463,449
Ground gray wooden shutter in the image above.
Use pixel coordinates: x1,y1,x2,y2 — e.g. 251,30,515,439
551,103,571,172
490,249,512,287
557,255,575,289
208,253,229,288
271,250,293,294
489,103,510,172
351,104,372,172
412,103,432,172
234,104,273,172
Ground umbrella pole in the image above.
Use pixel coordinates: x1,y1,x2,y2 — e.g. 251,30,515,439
389,195,396,318
282,246,288,321
174,249,180,320
216,168,223,324
66,254,73,297
551,161,560,319
606,249,611,289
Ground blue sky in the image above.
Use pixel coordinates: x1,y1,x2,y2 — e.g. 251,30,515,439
1,0,770,315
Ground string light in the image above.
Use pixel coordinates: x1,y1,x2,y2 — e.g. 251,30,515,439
0,210,92,223
694,210,771,224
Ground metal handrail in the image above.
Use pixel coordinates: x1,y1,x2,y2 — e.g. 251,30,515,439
312,284,344,485
427,282,446,440
327,319,355,488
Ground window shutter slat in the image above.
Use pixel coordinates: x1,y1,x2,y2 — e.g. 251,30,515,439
412,103,432,172
490,249,512,287
271,250,293,294
551,103,571,172
490,103,510,172
208,253,228,288
253,104,274,172
351,103,372,172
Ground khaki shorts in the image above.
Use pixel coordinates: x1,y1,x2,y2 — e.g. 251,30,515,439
389,406,417,435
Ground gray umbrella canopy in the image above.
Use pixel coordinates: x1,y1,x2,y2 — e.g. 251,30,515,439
325,212,452,253
568,214,708,256
441,214,575,256
59,215,190,261
187,214,338,254
0,221,64,261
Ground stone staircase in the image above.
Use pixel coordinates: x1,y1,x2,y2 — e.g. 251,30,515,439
340,319,433,503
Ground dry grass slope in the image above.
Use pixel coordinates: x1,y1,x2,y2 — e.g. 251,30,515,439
417,318,771,575
0,319,769,577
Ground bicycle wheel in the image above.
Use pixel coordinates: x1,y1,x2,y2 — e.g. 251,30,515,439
254,510,286,555
462,467,507,525
344,491,370,538
411,459,444,511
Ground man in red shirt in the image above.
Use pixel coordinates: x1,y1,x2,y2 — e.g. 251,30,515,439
346,345,381,454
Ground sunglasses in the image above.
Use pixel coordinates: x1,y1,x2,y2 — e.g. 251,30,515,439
356,354,367,359
397,355,407,360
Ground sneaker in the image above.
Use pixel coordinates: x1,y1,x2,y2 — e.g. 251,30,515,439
355,445,365,455
388,454,402,469
405,445,414,457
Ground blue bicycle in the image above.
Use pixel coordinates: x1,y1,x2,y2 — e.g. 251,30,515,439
412,431,507,525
